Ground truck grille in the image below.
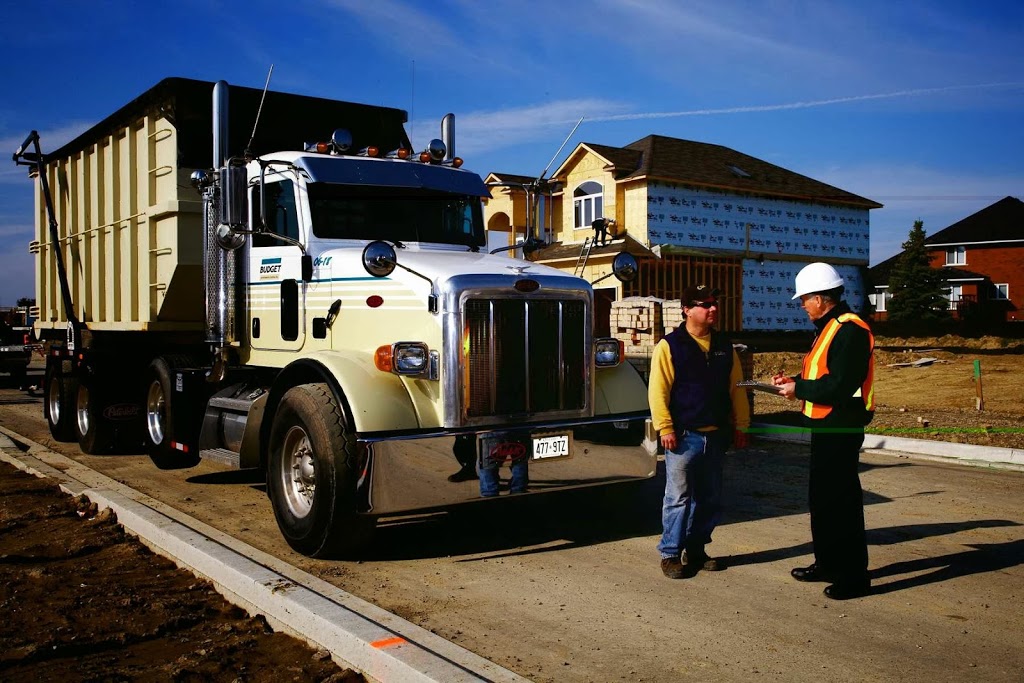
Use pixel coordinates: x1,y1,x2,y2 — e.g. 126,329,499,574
464,298,587,418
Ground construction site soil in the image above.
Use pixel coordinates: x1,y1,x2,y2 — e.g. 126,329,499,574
0,460,362,683
753,334,1024,450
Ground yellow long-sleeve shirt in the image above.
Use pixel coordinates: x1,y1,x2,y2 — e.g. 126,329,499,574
648,332,751,437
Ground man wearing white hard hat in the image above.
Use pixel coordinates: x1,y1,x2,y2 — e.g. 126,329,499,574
773,262,875,600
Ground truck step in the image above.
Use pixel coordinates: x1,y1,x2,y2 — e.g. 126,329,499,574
200,448,240,468
207,395,257,412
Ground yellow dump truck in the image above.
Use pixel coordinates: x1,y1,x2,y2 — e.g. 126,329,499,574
14,77,654,557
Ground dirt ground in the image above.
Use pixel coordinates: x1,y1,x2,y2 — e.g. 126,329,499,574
0,459,363,683
752,334,1024,450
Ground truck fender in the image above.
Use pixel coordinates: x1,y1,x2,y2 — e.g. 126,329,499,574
594,362,649,415
260,352,419,464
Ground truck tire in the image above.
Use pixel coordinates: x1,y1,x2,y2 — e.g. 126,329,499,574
44,362,78,442
144,356,200,469
267,383,374,558
74,379,114,454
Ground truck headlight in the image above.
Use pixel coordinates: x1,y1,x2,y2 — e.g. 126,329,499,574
375,342,431,376
595,338,623,367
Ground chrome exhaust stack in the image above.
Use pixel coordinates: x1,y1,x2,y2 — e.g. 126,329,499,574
441,113,455,163
203,80,242,379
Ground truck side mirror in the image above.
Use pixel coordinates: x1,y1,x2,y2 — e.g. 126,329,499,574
362,241,397,277
612,252,638,283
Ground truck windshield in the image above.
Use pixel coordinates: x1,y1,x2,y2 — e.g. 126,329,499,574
308,184,485,248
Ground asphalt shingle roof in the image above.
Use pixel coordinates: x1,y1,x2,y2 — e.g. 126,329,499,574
922,196,1024,245
575,135,881,209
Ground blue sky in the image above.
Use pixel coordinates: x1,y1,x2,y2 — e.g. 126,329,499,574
1,0,1022,306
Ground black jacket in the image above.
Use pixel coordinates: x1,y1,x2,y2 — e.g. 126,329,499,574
794,302,874,429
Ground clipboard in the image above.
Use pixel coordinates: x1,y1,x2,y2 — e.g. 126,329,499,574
736,380,784,394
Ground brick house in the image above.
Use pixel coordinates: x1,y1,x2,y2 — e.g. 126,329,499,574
868,196,1024,323
483,135,881,334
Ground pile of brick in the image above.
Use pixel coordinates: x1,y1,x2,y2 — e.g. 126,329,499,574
662,300,684,335
608,299,753,404
610,297,664,379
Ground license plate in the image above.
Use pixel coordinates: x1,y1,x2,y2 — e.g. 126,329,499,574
532,433,571,460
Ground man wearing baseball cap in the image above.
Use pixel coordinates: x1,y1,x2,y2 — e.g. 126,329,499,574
649,284,750,579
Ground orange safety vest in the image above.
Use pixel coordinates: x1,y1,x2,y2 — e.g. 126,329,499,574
801,312,875,419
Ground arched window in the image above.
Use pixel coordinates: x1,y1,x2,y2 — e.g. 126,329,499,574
573,181,603,230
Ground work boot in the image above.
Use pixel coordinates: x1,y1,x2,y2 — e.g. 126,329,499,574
683,547,724,573
660,556,686,579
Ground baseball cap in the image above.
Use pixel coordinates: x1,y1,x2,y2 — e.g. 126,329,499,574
682,284,721,305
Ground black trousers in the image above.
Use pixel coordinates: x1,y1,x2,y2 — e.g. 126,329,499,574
809,430,869,582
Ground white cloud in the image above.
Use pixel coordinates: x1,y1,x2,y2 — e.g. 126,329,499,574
410,98,630,156
0,121,94,184
588,82,1024,122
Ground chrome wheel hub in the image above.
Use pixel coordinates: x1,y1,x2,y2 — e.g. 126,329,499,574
281,425,316,518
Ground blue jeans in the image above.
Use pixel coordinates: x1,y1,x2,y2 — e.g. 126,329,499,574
479,456,529,497
658,430,725,558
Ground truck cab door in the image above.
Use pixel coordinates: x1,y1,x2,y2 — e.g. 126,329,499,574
248,175,306,352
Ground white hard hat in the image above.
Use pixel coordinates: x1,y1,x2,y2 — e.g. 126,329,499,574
792,262,844,299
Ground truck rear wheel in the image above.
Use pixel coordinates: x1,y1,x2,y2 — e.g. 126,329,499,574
75,379,114,454
44,362,78,442
144,356,200,469
268,383,374,558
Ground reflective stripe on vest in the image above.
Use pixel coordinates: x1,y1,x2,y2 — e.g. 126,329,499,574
801,312,875,419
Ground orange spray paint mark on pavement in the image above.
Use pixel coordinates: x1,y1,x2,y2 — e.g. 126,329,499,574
371,636,406,649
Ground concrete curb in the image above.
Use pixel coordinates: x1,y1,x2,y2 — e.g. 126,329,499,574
752,422,1024,470
0,428,528,683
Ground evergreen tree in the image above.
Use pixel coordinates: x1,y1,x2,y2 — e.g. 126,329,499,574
886,220,949,323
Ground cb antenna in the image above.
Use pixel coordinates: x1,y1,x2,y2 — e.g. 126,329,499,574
537,116,583,181
244,64,275,159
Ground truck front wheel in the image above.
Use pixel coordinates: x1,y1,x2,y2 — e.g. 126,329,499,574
44,362,78,442
267,383,374,558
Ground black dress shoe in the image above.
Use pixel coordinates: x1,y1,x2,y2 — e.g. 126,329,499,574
447,466,478,483
823,580,871,600
791,563,831,582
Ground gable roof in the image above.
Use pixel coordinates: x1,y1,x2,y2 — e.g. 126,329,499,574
923,196,1024,245
484,172,537,185
558,134,881,209
868,252,990,287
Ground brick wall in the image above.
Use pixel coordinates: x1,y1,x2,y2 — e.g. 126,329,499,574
929,244,1024,321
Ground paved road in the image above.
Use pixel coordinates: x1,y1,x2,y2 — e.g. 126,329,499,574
1,384,1022,682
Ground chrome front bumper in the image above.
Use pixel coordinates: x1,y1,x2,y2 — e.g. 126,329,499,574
357,415,657,515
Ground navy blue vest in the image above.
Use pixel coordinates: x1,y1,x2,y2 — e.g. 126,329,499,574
665,329,734,431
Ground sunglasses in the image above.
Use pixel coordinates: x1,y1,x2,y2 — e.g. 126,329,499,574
689,300,718,309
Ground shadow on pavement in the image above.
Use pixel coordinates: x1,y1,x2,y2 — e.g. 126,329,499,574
871,538,1024,594
727,518,1020,571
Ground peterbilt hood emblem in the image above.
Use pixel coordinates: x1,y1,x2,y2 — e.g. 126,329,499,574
505,265,531,275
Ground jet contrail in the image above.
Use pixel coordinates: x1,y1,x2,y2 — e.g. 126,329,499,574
586,82,1024,122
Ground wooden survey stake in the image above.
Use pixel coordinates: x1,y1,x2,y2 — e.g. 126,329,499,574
974,359,984,411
